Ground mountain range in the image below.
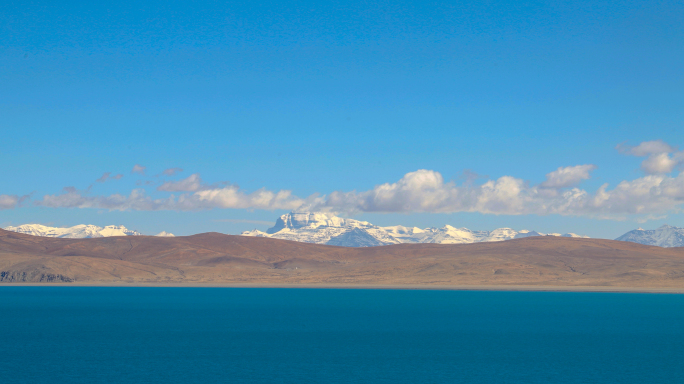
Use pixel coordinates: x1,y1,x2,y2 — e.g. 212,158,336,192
2,224,174,239
4,213,683,248
241,212,588,247
2,227,684,289
615,225,684,248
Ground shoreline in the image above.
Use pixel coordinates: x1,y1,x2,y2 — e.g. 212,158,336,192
2,282,684,293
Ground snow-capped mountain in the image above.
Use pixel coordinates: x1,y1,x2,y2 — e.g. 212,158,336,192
242,212,400,247
615,225,684,248
4,224,144,238
155,231,176,237
241,211,589,247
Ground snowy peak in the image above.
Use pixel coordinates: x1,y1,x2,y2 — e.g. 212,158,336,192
4,224,144,238
254,212,398,246
616,225,684,248
241,211,589,247
241,229,269,237
382,225,425,236
99,225,141,237
419,226,485,244
267,211,370,234
515,230,545,239
485,228,517,242
327,228,393,247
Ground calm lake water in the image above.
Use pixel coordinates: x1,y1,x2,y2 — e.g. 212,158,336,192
1,287,683,383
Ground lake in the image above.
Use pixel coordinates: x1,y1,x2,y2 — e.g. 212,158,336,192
1,287,683,383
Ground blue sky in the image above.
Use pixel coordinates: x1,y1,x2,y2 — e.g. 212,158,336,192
1,0,683,238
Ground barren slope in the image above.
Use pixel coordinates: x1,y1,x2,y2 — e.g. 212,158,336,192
2,228,684,289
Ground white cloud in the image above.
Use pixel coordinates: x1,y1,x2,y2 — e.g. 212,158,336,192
588,173,684,215
641,153,678,174
36,185,304,211
316,168,684,219
158,174,203,192
96,172,124,183
540,165,597,188
131,164,146,175
30,168,684,219
162,167,183,176
188,187,303,210
617,140,676,156
26,140,684,220
618,140,683,174
320,170,536,215
38,187,169,211
0,195,20,210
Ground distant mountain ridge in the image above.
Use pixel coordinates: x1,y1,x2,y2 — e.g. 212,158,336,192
241,211,588,247
5,216,683,248
3,224,174,238
615,225,684,248
3,227,684,288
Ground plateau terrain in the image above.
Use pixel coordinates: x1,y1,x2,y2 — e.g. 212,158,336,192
1,228,684,290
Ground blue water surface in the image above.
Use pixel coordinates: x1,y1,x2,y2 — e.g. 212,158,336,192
1,287,683,383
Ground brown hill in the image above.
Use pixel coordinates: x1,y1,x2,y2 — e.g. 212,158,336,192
2,228,684,290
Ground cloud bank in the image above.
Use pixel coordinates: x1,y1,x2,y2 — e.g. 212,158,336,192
37,186,304,211
317,168,684,218
26,140,684,220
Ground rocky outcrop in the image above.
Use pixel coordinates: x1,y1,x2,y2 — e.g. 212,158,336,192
0,270,73,283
